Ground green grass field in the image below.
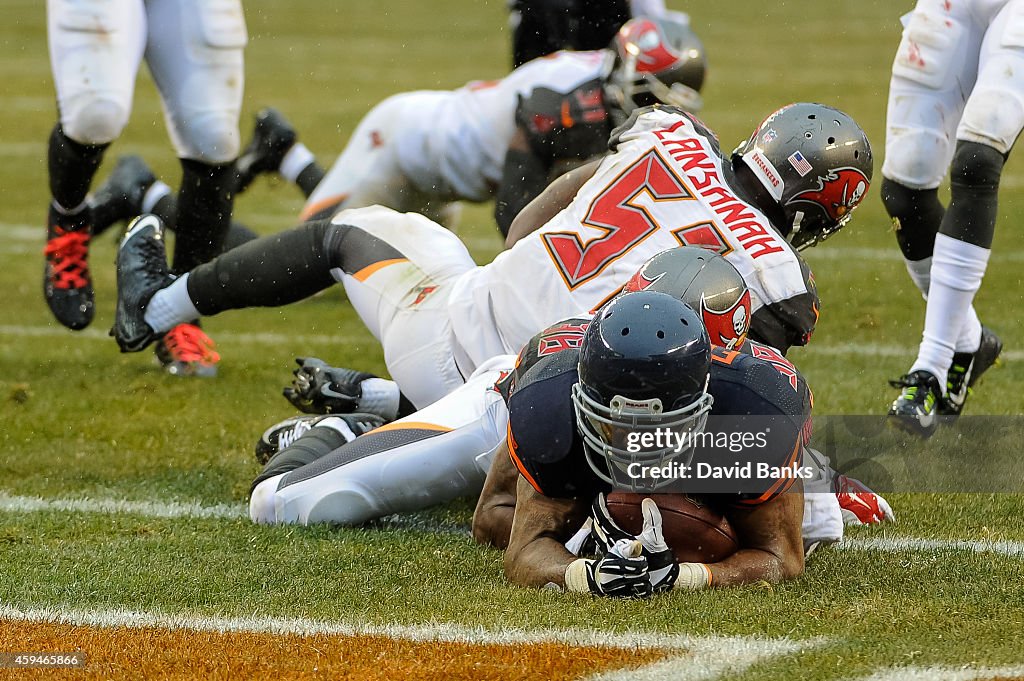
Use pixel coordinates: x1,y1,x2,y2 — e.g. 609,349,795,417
2,0,1024,679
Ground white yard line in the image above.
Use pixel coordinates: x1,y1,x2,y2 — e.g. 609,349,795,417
3,491,1024,560
836,536,1024,558
848,665,1024,681
0,323,1019,361
0,492,244,520
0,324,365,347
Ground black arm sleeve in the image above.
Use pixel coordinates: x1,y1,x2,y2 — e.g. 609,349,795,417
749,292,819,356
747,257,819,355
495,146,553,238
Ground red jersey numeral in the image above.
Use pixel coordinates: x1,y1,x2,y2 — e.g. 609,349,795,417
544,150,691,289
672,221,733,256
749,341,800,391
537,322,589,356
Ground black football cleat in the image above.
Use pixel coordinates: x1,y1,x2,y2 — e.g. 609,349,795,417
939,325,1003,416
255,414,331,465
255,412,386,464
43,204,94,330
112,214,174,353
233,107,297,194
887,370,943,438
89,155,157,237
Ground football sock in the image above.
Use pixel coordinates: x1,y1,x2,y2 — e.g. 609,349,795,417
187,221,337,315
903,256,982,353
903,257,930,298
51,198,90,218
280,143,315,183
144,273,200,335
172,159,235,273
910,234,990,387
142,180,172,215
48,124,106,209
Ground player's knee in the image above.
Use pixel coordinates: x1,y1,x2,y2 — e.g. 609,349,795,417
880,177,923,221
881,128,949,189
959,88,1023,156
249,474,285,524
63,97,128,145
304,483,380,526
949,141,1005,192
179,112,241,164
880,177,943,259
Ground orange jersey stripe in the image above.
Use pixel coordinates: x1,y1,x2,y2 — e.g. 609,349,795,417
506,421,543,494
299,194,348,221
351,258,408,282
371,421,453,435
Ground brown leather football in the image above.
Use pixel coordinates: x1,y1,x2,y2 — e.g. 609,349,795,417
605,492,739,563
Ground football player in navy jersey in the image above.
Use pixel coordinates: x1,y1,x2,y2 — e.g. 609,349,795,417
473,291,808,596
246,249,889,585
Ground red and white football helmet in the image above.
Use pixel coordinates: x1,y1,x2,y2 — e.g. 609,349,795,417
624,246,751,350
605,16,707,119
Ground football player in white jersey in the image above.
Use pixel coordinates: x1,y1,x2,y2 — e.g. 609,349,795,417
88,16,705,241
44,0,246,376
882,0,1016,436
110,102,872,414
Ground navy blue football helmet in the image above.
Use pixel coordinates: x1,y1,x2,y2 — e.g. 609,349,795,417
572,290,713,490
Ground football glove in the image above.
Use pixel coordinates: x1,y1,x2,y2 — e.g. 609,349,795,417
590,494,679,592
564,538,652,598
282,357,375,415
835,473,896,525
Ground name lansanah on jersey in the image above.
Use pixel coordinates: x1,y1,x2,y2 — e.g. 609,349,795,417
652,122,786,260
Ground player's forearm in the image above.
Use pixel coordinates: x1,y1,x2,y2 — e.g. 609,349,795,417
503,159,600,248
695,546,804,588
504,536,575,588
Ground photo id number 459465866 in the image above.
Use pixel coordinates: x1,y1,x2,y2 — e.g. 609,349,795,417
0,653,86,668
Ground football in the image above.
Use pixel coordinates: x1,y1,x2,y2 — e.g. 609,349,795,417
605,492,740,563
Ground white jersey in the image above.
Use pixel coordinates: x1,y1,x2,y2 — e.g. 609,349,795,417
395,51,608,202
448,107,814,369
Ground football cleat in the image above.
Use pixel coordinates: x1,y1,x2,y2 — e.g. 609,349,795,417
939,325,1003,416
155,323,220,377
887,370,942,439
233,107,297,194
283,357,376,415
112,214,174,353
834,473,895,525
255,412,385,464
255,414,329,464
89,155,157,237
44,203,94,330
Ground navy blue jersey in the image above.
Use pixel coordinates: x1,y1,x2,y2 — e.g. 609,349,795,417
504,323,810,502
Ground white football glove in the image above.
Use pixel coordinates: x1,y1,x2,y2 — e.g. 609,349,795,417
636,498,680,592
590,494,678,592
